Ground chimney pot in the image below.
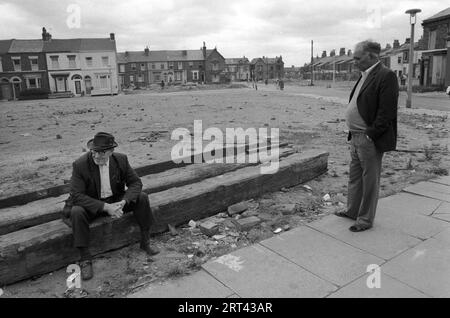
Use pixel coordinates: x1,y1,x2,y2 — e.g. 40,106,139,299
110,33,115,41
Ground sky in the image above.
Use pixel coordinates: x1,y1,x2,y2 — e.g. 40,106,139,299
0,0,446,66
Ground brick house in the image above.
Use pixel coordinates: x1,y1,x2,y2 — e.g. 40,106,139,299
285,65,302,80
0,38,49,100
250,56,284,81
117,43,226,89
419,7,450,87
224,57,250,81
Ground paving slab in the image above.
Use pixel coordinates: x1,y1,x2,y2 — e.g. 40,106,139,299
382,238,450,298
328,273,429,298
376,206,450,240
260,226,384,286
403,182,450,203
128,270,234,298
431,176,450,186
306,215,422,260
377,192,442,216
432,227,450,245
202,244,337,298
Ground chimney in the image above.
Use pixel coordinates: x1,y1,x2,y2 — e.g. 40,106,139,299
321,51,327,58
339,48,345,56
125,51,129,57
41,27,52,41
182,50,187,56
110,33,115,41
330,49,336,57
405,38,411,44
202,41,206,58
144,46,150,56
393,40,400,49
386,43,392,49
347,49,352,56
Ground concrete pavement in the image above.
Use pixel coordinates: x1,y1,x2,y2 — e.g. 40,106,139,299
129,176,450,298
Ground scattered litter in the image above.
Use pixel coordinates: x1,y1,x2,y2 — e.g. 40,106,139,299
425,124,434,129
282,225,290,231
273,228,283,234
212,234,226,240
322,194,331,201
36,156,48,162
188,220,196,228
20,133,31,137
302,185,312,191
187,254,194,259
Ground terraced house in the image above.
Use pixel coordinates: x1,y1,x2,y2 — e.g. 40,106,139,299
117,42,226,89
224,57,250,81
0,38,49,101
250,56,284,81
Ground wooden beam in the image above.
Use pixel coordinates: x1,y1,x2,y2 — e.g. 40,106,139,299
0,150,328,285
0,148,294,235
0,142,288,209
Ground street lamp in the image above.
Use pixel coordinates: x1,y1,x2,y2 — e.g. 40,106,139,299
405,8,421,108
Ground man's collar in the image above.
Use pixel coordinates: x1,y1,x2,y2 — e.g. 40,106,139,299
361,61,380,76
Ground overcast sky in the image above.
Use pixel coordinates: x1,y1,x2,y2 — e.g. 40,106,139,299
0,0,445,66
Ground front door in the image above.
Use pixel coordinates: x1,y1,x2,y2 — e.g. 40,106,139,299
75,81,82,94
13,83,21,100
0,84,12,100
85,79,92,95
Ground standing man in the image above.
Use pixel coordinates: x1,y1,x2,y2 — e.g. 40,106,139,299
335,40,398,232
62,132,159,280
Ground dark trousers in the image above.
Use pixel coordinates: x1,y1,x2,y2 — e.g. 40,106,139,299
71,192,153,248
347,132,384,227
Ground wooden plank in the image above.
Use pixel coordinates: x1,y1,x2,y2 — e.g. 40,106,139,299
0,148,295,235
0,150,328,285
0,141,288,209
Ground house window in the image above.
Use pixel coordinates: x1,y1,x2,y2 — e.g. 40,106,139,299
131,63,136,71
119,64,125,73
189,61,193,67
26,77,41,89
176,72,181,81
12,57,21,71
137,74,144,82
29,57,39,71
152,64,156,69
140,63,145,71
99,75,108,89
102,56,109,67
129,75,134,83
178,62,183,70
160,64,165,69
154,72,161,82
192,71,199,80
86,57,93,67
398,56,402,64
168,62,174,69
212,62,219,71
68,55,76,68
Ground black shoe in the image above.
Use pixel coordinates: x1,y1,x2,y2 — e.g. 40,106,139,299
334,211,355,220
349,224,372,232
140,242,160,256
79,260,93,281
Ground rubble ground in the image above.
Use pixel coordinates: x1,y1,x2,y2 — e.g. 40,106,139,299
0,83,448,297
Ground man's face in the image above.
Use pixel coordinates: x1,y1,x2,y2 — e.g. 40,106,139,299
353,48,374,72
91,149,113,165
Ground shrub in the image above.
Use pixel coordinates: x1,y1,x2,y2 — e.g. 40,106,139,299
18,88,50,100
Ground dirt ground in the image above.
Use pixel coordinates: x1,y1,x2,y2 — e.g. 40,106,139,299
0,81,449,298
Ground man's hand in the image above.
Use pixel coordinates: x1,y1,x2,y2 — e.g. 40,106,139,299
103,201,125,219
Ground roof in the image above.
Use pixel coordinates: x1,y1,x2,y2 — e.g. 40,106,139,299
423,7,450,23
0,40,12,54
251,57,283,64
79,38,116,51
8,39,44,53
225,57,249,64
117,49,212,63
43,39,81,53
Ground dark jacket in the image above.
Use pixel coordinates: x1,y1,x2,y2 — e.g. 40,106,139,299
347,63,399,152
63,152,143,216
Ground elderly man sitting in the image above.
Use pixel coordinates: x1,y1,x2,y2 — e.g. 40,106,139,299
62,132,159,281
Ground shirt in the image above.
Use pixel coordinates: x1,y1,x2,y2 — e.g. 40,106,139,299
98,158,113,199
345,61,380,131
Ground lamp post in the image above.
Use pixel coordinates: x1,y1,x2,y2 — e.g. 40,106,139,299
405,8,421,108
